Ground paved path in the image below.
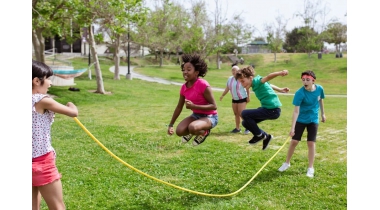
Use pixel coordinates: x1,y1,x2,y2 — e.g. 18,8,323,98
109,66,346,98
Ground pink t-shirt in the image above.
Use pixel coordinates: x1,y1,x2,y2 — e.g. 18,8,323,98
32,94,55,158
180,78,217,115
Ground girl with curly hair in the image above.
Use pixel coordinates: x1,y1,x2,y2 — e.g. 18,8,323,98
167,54,218,146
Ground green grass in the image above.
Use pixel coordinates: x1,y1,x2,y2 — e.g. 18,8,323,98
133,53,347,95
41,53,347,210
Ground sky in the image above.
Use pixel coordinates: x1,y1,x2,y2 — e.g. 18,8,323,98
162,0,347,37
204,0,346,36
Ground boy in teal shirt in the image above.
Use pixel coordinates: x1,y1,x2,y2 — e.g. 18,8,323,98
278,70,326,178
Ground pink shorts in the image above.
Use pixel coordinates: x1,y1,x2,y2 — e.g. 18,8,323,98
32,152,62,187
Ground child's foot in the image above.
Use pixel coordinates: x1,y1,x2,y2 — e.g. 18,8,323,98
248,133,267,144
193,130,210,146
244,129,250,135
306,168,314,178
278,162,290,172
181,134,193,144
262,134,273,150
230,128,241,133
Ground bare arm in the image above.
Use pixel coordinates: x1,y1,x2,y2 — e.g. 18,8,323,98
36,97,78,117
261,70,289,83
245,87,251,103
220,86,230,101
289,106,300,137
270,84,290,93
319,99,326,123
167,94,185,135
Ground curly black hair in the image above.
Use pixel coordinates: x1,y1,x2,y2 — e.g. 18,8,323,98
180,54,208,77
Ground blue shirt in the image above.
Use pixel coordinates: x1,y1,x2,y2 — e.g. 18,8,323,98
293,84,325,124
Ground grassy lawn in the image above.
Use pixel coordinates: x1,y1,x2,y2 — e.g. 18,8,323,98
41,53,347,209
133,53,347,96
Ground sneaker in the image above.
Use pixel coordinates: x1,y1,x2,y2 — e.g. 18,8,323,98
192,130,210,146
278,163,290,172
230,128,241,133
244,129,250,135
248,133,267,144
306,168,314,178
181,134,193,144
262,134,273,150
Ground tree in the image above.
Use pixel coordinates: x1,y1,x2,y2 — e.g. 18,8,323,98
264,15,287,62
135,0,188,67
32,0,71,63
283,28,302,53
180,0,213,57
97,0,147,80
212,0,229,69
73,0,113,94
283,26,322,55
320,22,347,52
226,15,253,53
298,26,322,57
295,0,323,30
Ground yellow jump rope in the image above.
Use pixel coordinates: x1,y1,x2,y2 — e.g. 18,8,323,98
73,117,290,197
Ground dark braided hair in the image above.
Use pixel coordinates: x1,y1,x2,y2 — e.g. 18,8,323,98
181,54,208,77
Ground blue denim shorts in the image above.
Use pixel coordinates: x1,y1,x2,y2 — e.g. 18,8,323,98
191,113,219,128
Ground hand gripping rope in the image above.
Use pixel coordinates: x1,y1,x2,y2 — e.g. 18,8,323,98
73,117,290,197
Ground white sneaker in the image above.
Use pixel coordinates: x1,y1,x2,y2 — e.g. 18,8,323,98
244,129,250,135
306,168,314,178
278,162,290,172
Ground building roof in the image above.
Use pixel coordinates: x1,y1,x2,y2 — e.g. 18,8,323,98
247,41,268,45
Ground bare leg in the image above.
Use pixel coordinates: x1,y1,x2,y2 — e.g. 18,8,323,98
32,186,41,210
232,103,240,129
188,117,212,136
285,140,299,164
236,102,247,130
176,116,196,136
39,179,65,210
307,141,315,168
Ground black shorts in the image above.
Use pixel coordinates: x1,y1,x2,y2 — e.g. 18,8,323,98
293,122,319,142
232,98,247,104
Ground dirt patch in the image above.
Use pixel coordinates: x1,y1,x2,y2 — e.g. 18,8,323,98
88,90,113,95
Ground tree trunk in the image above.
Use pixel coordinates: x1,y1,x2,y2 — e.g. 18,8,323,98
32,28,45,63
88,25,105,94
274,52,277,63
51,37,55,56
113,35,120,80
159,50,163,67
176,47,180,65
216,51,221,69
